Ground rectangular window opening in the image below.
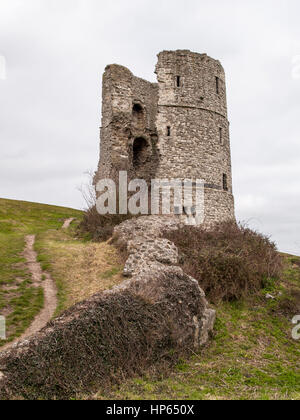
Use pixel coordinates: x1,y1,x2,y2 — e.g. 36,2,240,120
223,174,228,191
216,77,220,94
176,76,181,88
167,126,171,137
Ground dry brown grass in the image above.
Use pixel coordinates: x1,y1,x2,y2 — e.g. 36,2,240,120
0,263,204,400
35,228,124,313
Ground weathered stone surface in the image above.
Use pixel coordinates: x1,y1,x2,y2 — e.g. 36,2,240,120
123,238,178,277
114,215,181,242
114,215,216,348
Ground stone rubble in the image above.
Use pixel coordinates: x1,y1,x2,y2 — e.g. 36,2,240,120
113,215,216,347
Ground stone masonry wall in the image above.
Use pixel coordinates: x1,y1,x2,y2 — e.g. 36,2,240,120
94,64,159,186
0,215,215,399
94,50,235,223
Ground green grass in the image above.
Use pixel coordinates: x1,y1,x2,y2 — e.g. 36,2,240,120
34,226,80,316
0,198,299,400
0,198,82,346
92,255,300,401
34,224,124,316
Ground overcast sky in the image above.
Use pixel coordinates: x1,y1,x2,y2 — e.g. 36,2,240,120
0,0,299,255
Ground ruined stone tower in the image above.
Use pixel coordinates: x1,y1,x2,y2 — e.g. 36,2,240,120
94,50,235,223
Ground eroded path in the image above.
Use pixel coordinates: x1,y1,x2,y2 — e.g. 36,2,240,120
62,218,75,229
1,235,57,352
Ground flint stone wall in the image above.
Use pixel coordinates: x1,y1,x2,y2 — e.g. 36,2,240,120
94,50,235,223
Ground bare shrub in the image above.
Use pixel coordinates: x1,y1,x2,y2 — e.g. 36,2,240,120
77,171,134,242
166,221,283,303
78,205,134,242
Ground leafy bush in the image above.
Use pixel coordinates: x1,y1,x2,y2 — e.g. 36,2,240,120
166,221,282,303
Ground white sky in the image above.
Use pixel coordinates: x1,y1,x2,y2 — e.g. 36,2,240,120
0,0,299,255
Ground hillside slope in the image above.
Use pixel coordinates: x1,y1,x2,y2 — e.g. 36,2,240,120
0,199,83,346
0,198,123,347
93,254,300,400
0,199,299,400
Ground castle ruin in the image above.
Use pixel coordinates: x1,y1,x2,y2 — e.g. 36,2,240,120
94,50,235,223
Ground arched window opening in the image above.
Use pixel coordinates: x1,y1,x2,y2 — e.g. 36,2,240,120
133,137,148,168
132,103,144,129
133,103,143,114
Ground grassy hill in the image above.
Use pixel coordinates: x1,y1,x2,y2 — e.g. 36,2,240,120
0,198,123,346
0,198,299,400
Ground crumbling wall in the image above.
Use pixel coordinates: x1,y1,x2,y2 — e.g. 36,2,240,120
94,64,159,187
94,50,235,223
114,215,215,348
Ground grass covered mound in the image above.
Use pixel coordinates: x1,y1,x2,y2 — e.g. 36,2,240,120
166,221,282,303
0,266,210,400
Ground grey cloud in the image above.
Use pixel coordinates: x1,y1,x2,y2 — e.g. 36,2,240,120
0,0,299,255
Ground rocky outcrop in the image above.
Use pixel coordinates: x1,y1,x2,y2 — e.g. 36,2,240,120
114,215,215,345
